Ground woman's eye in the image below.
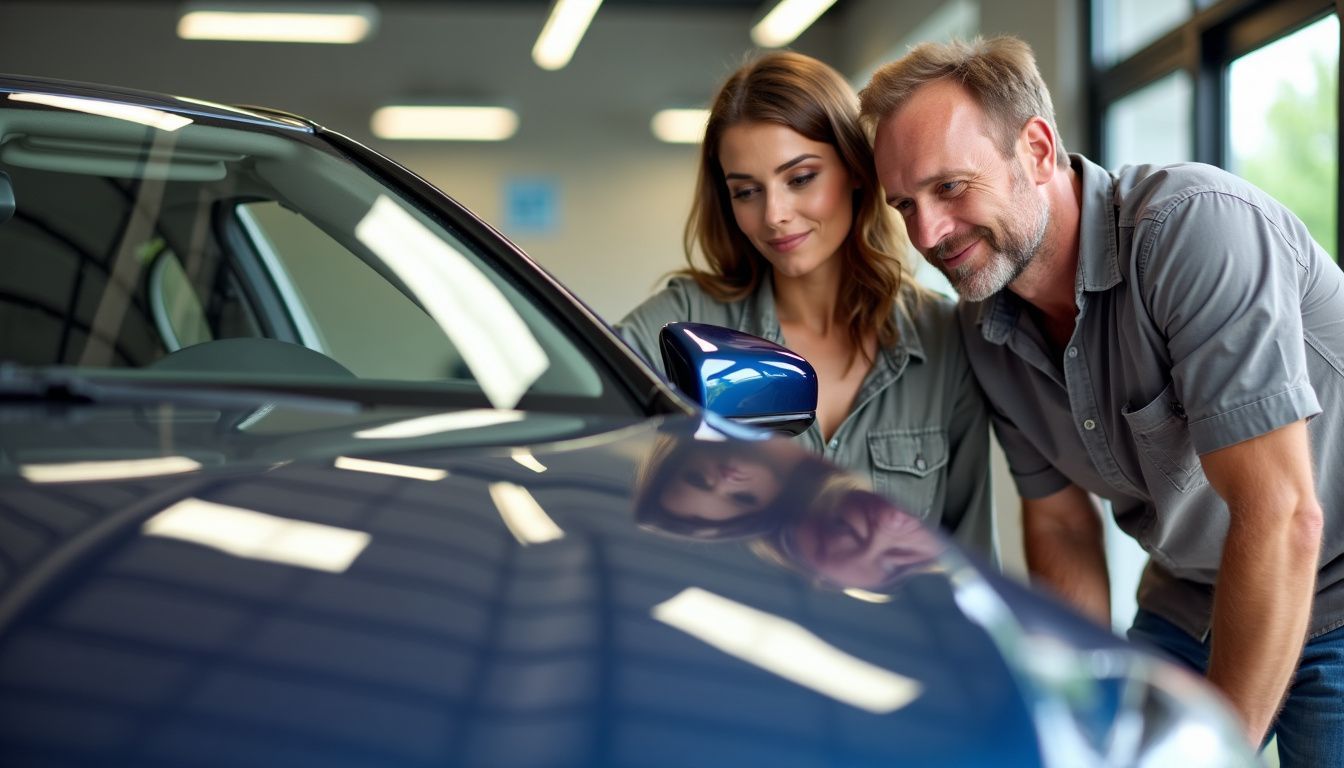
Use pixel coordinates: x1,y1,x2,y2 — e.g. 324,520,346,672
730,186,759,201
788,172,817,188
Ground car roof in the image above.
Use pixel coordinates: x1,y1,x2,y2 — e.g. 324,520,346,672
0,72,315,133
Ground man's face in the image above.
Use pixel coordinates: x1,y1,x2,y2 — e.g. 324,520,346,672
872,80,1048,301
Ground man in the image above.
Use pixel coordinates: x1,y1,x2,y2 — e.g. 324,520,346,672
860,36,1344,764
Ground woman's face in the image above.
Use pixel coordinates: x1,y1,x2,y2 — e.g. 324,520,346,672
790,492,941,589
718,121,855,280
657,446,785,524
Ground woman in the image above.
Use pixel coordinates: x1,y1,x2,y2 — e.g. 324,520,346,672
616,51,995,562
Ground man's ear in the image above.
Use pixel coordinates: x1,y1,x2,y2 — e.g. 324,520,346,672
1019,116,1057,184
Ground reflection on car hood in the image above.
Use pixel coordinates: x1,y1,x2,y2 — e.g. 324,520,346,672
0,406,1051,767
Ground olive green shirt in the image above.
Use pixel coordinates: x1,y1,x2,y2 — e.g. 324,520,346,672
616,276,997,565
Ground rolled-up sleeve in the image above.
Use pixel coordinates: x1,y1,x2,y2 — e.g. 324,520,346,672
1136,189,1322,454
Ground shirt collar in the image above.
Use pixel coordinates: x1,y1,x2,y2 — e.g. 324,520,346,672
1074,153,1123,294
973,153,1122,345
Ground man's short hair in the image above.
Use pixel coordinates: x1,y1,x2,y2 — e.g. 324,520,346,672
859,35,1067,167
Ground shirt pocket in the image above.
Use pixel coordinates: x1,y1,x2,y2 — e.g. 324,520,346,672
1121,382,1207,494
868,427,948,518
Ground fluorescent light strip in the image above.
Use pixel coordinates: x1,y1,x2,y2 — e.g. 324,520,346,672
177,8,375,44
355,409,526,440
532,0,603,70
653,588,921,714
335,456,447,482
21,456,202,484
751,0,838,48
143,498,371,573
490,482,564,545
8,93,192,132
651,108,709,144
511,448,548,474
371,105,518,141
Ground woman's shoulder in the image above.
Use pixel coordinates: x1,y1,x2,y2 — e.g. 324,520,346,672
621,274,748,328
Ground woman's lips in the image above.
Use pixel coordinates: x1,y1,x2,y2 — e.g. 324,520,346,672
767,232,810,253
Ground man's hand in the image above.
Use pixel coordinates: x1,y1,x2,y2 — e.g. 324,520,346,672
1023,483,1111,626
1201,419,1323,746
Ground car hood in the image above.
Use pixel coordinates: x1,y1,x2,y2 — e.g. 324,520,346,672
0,402,1058,767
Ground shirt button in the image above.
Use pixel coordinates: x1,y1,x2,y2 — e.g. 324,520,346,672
915,456,927,471
1067,346,1079,358
828,439,838,450
1082,419,1096,431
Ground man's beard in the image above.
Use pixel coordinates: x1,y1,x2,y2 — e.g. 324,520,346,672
931,168,1049,302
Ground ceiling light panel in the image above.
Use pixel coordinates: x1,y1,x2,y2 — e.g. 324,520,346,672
651,108,709,144
751,0,838,48
177,3,378,44
371,106,519,141
532,0,603,70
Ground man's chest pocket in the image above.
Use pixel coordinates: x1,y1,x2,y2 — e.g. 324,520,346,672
868,428,947,518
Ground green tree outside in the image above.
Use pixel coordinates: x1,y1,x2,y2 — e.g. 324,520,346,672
1237,50,1338,259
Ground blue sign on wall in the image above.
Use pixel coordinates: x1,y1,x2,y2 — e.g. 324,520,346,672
504,177,559,236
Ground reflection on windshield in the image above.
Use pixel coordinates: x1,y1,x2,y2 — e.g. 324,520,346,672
354,196,548,409
20,455,202,484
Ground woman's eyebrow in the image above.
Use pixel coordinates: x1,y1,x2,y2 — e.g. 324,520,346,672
723,153,821,181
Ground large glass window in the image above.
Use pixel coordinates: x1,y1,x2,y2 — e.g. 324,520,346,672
1095,0,1193,65
1104,71,1194,168
1228,14,1339,257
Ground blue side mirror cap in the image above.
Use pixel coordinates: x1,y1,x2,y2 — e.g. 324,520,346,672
658,322,817,436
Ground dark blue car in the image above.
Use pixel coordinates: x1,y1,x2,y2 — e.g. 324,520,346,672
0,74,1255,767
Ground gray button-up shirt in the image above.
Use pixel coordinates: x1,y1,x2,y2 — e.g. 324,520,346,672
963,154,1344,638
617,276,996,563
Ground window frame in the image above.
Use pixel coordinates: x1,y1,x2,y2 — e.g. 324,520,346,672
1090,0,1340,249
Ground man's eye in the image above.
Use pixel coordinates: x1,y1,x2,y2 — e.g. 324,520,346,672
938,181,964,195
893,199,913,215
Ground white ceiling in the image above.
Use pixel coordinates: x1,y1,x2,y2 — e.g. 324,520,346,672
0,1,846,149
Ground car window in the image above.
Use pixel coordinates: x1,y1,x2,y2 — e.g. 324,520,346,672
0,93,625,414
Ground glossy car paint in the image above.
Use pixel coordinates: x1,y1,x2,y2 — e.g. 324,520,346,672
0,404,1041,767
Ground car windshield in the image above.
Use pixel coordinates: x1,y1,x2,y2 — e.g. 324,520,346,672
0,88,633,415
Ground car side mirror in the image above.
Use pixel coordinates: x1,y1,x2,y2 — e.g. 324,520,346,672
658,322,817,436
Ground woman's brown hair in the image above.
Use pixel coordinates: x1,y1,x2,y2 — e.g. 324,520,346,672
683,51,918,364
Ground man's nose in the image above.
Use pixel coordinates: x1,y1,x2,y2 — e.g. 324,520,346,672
909,207,953,253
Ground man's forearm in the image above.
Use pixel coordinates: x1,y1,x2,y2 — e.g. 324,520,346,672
1023,488,1111,625
1206,496,1321,744
1200,420,1324,746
